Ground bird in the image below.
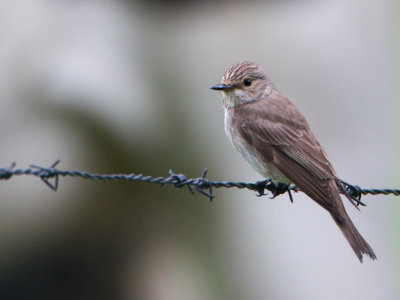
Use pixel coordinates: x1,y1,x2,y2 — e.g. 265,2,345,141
210,61,376,262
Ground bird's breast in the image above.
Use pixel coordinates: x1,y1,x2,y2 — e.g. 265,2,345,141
224,108,290,183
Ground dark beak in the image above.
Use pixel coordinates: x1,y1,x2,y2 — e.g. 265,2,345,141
210,83,234,91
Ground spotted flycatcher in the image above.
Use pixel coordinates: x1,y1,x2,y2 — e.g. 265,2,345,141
211,61,376,262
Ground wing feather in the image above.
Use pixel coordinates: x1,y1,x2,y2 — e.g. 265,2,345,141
235,98,338,209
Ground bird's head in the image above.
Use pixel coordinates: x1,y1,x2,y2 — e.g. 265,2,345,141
211,61,274,109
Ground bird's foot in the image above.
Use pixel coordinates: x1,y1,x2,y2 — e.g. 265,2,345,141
255,180,294,203
255,179,271,196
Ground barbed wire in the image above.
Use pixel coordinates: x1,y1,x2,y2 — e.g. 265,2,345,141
0,160,399,205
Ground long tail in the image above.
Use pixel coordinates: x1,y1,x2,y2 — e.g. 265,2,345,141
331,211,377,262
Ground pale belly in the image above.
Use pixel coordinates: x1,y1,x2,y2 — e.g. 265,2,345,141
224,110,291,184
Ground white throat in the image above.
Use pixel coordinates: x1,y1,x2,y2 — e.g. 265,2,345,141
222,89,254,109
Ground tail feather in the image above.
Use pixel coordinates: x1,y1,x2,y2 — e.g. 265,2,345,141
331,212,376,262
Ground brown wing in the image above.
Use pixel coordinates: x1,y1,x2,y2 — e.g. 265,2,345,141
248,120,334,180
235,97,340,211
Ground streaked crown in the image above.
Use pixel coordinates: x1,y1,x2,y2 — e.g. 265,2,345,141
222,61,266,82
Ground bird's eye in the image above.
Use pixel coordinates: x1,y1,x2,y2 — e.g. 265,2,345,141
243,78,252,87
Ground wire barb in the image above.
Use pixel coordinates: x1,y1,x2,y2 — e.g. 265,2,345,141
0,161,399,204
0,162,16,179
192,168,214,202
30,160,61,191
338,178,367,206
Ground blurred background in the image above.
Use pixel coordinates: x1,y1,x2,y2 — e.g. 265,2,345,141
0,0,398,299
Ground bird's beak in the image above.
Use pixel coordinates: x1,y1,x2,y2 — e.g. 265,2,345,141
210,83,234,91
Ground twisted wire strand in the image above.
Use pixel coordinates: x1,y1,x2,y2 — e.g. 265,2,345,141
0,160,399,204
